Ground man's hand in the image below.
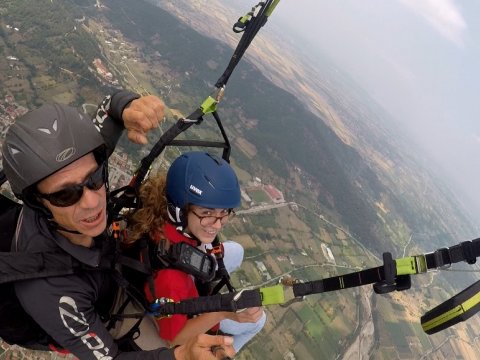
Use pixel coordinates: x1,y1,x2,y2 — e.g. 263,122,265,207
122,95,165,144
174,334,235,360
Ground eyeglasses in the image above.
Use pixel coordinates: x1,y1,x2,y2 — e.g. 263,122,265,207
37,163,107,207
190,209,235,226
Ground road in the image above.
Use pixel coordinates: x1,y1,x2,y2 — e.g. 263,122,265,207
236,202,294,215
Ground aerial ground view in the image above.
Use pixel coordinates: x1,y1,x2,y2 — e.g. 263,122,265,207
1,0,480,359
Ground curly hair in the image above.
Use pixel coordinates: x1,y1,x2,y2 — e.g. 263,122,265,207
125,173,168,243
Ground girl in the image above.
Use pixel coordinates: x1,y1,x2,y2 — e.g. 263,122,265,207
127,151,266,354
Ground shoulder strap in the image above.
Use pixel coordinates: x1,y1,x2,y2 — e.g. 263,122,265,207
0,199,81,285
0,251,80,285
0,213,117,285
208,237,235,295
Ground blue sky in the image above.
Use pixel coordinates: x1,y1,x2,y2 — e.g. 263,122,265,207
270,1,480,219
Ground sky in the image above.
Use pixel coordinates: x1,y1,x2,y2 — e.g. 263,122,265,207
270,1,480,220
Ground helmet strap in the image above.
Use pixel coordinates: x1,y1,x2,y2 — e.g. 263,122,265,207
48,221,82,235
167,202,187,228
23,188,53,219
23,194,82,235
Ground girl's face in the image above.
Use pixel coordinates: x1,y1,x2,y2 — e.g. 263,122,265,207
185,205,232,244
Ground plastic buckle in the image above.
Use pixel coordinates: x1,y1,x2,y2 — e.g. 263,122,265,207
373,252,396,294
208,243,224,260
395,275,411,292
156,239,170,258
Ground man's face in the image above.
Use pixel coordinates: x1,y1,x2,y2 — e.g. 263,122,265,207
185,206,231,244
37,153,107,244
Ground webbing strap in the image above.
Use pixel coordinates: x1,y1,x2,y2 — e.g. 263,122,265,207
135,118,197,189
160,290,262,316
421,280,480,334
0,252,77,284
293,266,385,297
216,0,279,88
152,285,284,318
210,237,235,295
293,238,480,298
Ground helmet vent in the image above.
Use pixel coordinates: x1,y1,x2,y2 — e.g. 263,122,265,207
8,146,20,156
37,119,58,134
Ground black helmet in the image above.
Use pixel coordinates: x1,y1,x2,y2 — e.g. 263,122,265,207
2,104,105,196
166,151,241,225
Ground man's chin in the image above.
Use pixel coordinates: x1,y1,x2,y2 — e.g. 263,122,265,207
79,214,107,237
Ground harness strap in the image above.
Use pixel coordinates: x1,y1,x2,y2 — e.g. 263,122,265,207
421,280,480,334
215,0,280,88
292,265,385,297
0,252,78,284
153,285,284,318
209,237,235,295
292,238,480,298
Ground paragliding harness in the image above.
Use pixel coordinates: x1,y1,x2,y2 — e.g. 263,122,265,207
108,0,281,307
0,0,279,349
121,233,233,317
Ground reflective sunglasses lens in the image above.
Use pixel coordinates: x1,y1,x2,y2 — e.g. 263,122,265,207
86,164,106,191
44,164,105,207
47,186,84,207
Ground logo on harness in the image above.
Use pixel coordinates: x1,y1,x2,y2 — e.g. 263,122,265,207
59,296,113,359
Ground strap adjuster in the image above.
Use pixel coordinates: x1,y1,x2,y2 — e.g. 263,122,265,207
208,243,224,260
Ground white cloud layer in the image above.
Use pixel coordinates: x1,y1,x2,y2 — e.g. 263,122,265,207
399,0,466,46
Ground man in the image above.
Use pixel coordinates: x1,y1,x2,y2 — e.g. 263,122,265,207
1,91,235,360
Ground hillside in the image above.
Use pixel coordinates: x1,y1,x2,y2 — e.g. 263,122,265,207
1,0,480,359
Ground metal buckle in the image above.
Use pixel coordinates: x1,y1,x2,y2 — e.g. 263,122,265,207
413,254,428,273
150,297,174,319
279,276,305,307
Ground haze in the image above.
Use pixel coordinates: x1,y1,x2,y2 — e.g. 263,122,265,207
269,1,480,223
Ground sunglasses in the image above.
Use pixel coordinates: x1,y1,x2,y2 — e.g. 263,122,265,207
37,163,107,207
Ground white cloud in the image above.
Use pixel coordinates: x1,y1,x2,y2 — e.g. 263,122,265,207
399,0,466,46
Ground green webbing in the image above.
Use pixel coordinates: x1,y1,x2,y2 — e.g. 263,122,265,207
260,285,285,305
422,291,480,333
265,0,281,17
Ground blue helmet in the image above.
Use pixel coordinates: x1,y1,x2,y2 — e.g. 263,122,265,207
166,152,241,225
